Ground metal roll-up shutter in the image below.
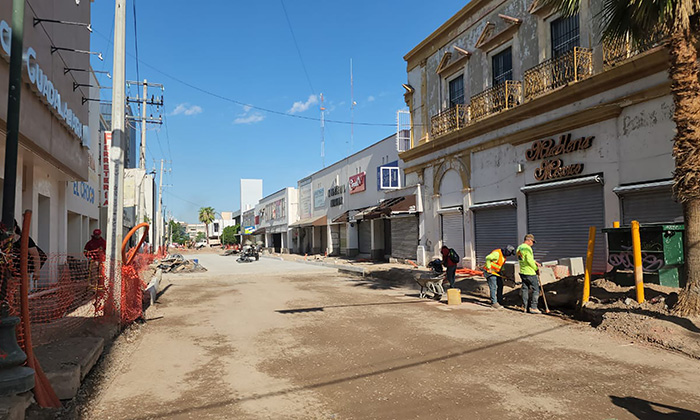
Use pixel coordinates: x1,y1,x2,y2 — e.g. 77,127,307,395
621,189,683,225
391,216,418,259
330,225,340,255
441,211,465,262
527,183,606,272
339,224,347,255
384,221,392,255
359,221,372,254
473,206,518,265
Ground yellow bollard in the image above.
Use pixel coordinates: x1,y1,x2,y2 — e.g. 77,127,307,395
447,288,461,305
582,226,596,305
613,221,620,228
631,221,645,303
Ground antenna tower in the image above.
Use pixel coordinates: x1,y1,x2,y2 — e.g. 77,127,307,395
350,59,355,155
320,93,325,168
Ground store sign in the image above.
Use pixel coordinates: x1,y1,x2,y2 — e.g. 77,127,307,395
72,181,95,204
299,178,312,219
101,131,111,206
526,134,594,181
0,20,89,143
349,172,366,194
313,188,325,209
244,226,254,234
327,185,345,207
263,198,286,221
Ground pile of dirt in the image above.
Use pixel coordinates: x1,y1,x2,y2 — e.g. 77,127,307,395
157,254,207,273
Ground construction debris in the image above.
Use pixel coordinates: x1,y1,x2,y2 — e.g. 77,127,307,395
157,254,207,273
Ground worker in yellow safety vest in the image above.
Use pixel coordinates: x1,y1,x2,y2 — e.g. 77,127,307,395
484,245,515,309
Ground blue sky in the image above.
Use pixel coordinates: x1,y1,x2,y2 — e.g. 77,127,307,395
90,1,465,223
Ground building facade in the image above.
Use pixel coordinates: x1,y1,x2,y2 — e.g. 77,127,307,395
0,1,95,260
291,133,419,260
401,0,677,270
254,187,298,253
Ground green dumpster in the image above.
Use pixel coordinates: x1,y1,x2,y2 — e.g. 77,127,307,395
603,224,685,288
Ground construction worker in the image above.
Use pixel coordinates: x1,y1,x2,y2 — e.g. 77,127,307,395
484,244,515,309
517,234,542,314
441,245,458,289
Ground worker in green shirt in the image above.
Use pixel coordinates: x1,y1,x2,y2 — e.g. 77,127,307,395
516,234,542,314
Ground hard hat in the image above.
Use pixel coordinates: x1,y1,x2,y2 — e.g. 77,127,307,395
93,229,102,236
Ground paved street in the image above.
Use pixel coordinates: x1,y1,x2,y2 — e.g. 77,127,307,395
84,254,700,420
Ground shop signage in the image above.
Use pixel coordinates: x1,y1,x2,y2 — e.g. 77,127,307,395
0,20,89,143
526,133,594,181
244,226,254,234
328,185,345,207
299,178,312,219
101,131,111,206
349,172,366,194
313,188,325,209
72,181,95,204
263,198,286,221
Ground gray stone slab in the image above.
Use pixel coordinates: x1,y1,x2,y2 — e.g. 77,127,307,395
35,337,104,400
0,391,32,420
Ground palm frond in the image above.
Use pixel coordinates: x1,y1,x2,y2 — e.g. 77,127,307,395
537,0,581,17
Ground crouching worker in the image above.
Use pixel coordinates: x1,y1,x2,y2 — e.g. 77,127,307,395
483,245,515,309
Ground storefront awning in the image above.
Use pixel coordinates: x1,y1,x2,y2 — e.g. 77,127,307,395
363,195,418,220
520,175,603,193
613,180,674,194
332,207,369,224
289,215,327,228
251,227,266,235
469,199,517,211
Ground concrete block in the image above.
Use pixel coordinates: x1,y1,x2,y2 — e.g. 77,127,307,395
538,265,557,285
552,265,570,279
559,257,585,276
0,392,33,420
35,337,105,400
502,262,522,284
416,246,427,267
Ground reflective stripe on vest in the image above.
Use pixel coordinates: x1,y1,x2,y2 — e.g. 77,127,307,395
485,249,505,273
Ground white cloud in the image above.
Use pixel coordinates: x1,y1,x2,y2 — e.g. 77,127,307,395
288,95,318,114
367,95,375,102
234,113,265,124
243,105,252,113
171,103,203,116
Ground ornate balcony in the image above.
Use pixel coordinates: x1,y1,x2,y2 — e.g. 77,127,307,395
603,33,667,68
430,104,470,138
470,80,522,122
523,47,593,101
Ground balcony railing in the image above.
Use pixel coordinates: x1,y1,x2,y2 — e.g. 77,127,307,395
470,80,522,122
523,47,593,101
603,32,667,68
430,104,470,138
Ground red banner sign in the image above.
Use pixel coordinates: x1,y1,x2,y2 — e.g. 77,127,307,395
349,172,366,194
102,131,111,206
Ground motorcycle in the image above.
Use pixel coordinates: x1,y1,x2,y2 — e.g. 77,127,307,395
236,245,260,263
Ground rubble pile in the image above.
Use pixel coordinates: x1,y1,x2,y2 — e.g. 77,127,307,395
157,254,207,273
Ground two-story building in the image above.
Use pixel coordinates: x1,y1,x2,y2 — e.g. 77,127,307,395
401,0,677,271
1,1,96,257
291,132,420,261
254,187,298,253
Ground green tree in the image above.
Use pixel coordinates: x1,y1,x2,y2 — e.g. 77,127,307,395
195,231,206,243
221,224,240,245
168,220,188,245
198,206,215,246
542,0,700,315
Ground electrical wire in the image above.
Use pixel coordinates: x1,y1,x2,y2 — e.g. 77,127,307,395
91,29,397,127
280,0,315,95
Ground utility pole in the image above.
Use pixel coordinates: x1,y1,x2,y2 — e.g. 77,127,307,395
106,0,127,300
156,159,164,252
126,80,163,246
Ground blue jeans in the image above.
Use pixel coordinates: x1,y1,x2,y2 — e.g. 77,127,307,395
446,266,457,288
520,274,540,310
486,274,504,304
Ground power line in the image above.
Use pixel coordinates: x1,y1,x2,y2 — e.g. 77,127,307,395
280,0,315,95
91,29,397,127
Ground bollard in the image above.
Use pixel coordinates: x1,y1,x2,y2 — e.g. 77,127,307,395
447,288,461,305
631,221,645,303
582,226,596,305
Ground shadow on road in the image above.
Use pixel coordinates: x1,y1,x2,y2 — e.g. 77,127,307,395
129,324,568,419
276,299,428,314
610,395,700,419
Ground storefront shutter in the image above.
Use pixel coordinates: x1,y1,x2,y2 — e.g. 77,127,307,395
391,216,418,259
441,211,465,263
621,189,683,225
339,224,347,255
527,183,606,272
330,225,340,255
358,221,372,254
473,206,518,265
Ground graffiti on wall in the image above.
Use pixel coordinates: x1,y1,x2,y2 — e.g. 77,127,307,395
608,245,665,271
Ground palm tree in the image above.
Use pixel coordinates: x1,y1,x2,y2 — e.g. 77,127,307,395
198,207,215,246
542,0,700,315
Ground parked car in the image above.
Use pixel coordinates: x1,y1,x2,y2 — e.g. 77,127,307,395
195,241,207,249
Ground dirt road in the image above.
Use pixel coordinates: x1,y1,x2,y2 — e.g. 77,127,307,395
81,254,700,419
